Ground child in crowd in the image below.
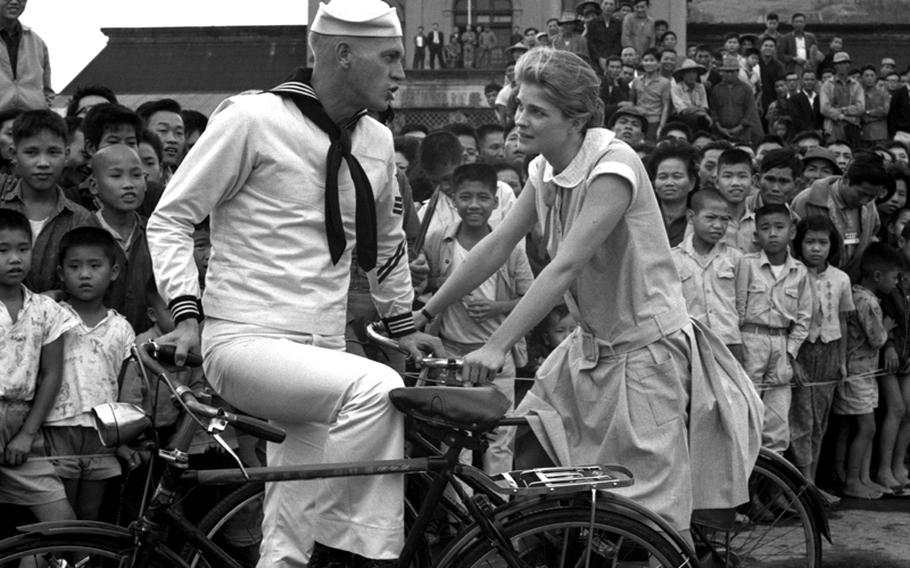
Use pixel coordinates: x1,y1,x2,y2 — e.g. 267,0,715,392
493,161,523,197
671,189,744,362
475,123,505,163
136,98,186,175
131,277,262,561
0,209,77,524
788,216,853,487
65,103,143,212
696,140,734,191
181,109,208,154
115,278,206,524
876,164,909,237
193,218,211,290
89,144,153,331
874,224,910,492
0,110,94,293
691,148,754,252
735,148,801,253
834,243,903,499
0,108,21,175
417,130,516,242
424,163,534,474
61,116,90,191
630,47,670,141
884,206,910,248
736,203,813,452
521,304,578,380
878,164,910,244
137,129,164,185
44,227,136,521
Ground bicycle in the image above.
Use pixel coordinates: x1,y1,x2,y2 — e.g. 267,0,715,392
0,338,695,568
195,325,830,568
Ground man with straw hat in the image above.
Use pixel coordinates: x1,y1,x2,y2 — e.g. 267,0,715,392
671,59,712,132
819,51,865,147
147,0,443,566
709,53,764,145
552,11,590,62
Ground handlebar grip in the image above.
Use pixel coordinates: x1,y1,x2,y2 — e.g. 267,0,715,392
152,344,203,367
227,412,287,444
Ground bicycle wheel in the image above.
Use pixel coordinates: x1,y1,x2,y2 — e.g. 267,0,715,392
0,531,178,567
186,482,265,568
443,505,690,568
695,462,821,568
188,482,433,568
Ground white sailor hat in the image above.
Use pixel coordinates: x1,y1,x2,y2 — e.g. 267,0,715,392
311,0,402,38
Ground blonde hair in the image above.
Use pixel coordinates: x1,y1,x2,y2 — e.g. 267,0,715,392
514,47,604,129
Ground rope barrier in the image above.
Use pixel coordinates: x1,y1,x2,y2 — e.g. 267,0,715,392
752,367,898,391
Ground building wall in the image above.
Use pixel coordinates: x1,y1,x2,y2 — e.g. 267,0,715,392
306,1,689,65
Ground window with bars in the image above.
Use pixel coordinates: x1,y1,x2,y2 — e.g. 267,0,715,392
452,0,514,67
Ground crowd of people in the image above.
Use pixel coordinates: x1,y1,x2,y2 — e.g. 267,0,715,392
1,0,910,566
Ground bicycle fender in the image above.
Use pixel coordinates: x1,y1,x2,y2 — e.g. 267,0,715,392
435,493,699,567
10,521,190,566
591,491,699,559
757,449,831,542
13,520,132,539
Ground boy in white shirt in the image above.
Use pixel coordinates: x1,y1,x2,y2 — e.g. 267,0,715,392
423,163,533,473
44,227,135,521
0,209,77,525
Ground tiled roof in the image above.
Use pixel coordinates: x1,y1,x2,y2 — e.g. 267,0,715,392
61,26,309,102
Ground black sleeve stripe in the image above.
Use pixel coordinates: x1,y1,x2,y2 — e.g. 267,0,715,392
169,295,203,323
377,241,407,284
384,312,417,338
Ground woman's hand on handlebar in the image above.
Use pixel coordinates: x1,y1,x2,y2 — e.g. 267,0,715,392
153,319,201,367
398,331,447,361
462,344,506,385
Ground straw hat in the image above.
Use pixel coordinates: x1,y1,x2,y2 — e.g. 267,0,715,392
672,59,707,80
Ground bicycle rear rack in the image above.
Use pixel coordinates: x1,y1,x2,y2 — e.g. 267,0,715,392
461,464,634,496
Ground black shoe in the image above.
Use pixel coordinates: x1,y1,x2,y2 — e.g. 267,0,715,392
308,542,355,568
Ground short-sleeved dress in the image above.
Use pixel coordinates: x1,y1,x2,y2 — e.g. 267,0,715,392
516,128,762,530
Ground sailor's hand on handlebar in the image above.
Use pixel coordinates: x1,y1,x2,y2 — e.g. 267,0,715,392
462,345,506,385
397,331,448,361
152,319,201,367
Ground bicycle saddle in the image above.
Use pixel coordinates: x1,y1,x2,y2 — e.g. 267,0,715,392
389,386,510,432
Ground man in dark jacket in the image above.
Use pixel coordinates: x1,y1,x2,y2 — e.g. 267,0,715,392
886,70,910,139
786,71,817,133
777,12,817,75
600,55,632,123
759,36,787,120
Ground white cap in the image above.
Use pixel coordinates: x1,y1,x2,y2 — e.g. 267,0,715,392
310,0,402,38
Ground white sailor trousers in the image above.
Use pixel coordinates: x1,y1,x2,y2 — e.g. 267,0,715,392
202,318,405,566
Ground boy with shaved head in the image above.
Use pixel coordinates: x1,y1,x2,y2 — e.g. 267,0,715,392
89,145,153,330
671,189,744,362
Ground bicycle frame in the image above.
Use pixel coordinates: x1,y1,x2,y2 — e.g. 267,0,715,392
86,341,660,568
134,422,592,568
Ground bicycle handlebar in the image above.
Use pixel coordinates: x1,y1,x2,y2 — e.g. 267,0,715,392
136,342,286,444
175,385,286,444
365,322,464,370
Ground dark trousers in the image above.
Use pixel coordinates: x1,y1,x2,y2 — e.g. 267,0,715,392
429,46,444,69
412,47,426,69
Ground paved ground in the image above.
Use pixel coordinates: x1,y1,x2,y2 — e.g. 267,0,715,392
822,495,910,567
